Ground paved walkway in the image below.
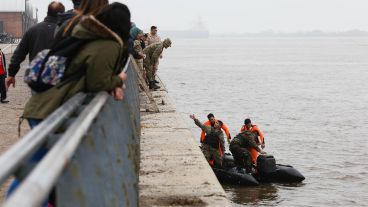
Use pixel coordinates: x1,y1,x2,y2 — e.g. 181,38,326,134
0,47,31,200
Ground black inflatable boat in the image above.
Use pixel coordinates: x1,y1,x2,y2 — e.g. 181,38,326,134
213,153,305,186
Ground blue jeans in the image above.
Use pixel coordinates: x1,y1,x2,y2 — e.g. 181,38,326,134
7,119,48,207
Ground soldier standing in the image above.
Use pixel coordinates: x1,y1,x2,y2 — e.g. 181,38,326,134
147,26,162,83
143,38,172,90
147,26,161,46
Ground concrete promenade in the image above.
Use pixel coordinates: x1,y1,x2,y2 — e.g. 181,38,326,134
139,89,231,206
0,44,231,206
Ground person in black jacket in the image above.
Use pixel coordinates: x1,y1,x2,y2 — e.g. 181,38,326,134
6,1,65,90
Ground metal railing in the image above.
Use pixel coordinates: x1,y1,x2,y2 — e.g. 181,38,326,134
0,57,140,207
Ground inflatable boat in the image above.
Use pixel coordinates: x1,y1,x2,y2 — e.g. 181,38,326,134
213,153,305,186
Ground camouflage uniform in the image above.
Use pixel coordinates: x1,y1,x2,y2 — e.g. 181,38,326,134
193,118,225,168
143,42,163,81
147,34,162,74
229,131,260,172
133,40,144,71
143,38,171,82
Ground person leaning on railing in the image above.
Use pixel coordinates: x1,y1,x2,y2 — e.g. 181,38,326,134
6,3,132,205
23,3,131,127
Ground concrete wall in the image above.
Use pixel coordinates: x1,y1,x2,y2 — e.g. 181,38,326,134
55,59,141,207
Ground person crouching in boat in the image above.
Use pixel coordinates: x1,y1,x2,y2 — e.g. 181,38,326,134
230,131,265,174
190,114,225,168
240,118,266,164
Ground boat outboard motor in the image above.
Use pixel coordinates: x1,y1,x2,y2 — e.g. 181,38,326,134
257,154,277,175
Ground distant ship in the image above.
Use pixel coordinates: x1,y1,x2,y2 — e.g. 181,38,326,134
161,17,209,39
160,30,209,39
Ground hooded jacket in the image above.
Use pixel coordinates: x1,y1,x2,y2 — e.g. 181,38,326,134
23,16,124,119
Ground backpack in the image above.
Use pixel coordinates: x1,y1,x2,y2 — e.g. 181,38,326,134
24,37,88,92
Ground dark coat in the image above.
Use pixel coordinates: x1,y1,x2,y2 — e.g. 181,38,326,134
7,16,58,77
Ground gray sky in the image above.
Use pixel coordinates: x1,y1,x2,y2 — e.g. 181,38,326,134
31,0,368,34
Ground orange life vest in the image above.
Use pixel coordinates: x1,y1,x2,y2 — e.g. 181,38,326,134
200,120,230,142
240,124,265,164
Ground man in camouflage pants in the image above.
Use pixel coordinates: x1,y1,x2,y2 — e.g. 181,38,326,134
143,38,172,90
230,131,265,174
190,114,225,168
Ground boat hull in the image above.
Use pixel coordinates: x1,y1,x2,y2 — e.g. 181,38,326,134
213,154,305,186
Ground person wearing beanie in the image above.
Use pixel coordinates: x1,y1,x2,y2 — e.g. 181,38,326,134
143,38,172,90
128,26,145,61
130,26,143,40
132,29,147,72
240,118,266,164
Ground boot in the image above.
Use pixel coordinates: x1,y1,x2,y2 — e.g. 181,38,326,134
149,81,160,90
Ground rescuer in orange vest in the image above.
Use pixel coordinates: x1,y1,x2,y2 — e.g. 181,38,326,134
240,118,266,164
201,113,231,145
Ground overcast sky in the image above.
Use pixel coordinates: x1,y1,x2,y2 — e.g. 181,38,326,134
30,0,368,34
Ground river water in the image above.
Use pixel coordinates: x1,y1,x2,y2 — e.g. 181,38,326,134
158,37,368,206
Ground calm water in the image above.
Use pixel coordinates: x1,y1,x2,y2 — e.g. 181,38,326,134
159,37,368,206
